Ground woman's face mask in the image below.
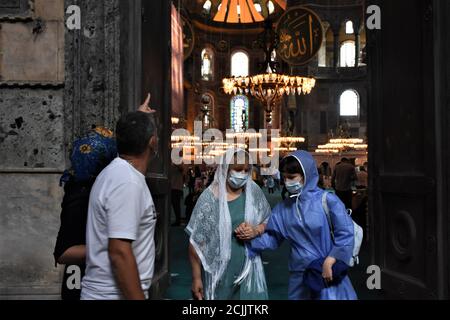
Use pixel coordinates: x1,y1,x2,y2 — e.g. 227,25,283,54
228,170,248,189
284,175,304,194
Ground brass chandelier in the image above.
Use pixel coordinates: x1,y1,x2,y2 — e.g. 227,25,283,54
223,74,316,123
222,20,316,125
315,138,368,154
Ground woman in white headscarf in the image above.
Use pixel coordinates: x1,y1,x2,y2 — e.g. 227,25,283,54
186,149,271,300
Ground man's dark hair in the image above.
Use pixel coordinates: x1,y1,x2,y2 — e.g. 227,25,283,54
280,156,304,177
341,158,349,163
116,112,155,156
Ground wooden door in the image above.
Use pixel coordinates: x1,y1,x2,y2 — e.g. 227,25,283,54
368,0,448,299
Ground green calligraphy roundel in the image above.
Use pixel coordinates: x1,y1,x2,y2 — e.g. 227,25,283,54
276,6,324,66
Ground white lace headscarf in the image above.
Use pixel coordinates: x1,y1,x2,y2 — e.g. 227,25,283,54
186,148,271,300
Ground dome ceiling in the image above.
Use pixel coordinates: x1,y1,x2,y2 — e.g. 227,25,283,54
182,0,286,26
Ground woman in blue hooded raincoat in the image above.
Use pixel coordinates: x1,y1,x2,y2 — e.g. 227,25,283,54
249,150,357,300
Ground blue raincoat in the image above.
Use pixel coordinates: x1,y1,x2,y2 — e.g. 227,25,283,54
249,151,357,300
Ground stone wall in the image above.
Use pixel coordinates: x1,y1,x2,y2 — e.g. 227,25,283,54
0,0,121,299
0,0,66,300
0,173,64,299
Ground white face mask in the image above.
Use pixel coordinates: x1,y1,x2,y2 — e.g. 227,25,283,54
285,178,304,194
228,170,248,189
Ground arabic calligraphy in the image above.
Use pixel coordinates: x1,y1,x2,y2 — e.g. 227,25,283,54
276,7,323,65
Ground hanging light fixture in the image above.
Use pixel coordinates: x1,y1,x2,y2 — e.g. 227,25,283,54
271,136,305,154
315,138,368,154
203,0,212,13
222,19,316,125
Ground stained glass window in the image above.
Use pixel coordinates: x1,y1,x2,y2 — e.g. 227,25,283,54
230,95,249,132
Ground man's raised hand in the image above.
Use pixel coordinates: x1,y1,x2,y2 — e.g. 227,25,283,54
138,93,157,114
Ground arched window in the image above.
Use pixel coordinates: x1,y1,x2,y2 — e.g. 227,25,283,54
340,40,356,67
230,95,249,132
340,90,359,116
231,51,249,77
201,48,214,81
203,0,212,14
267,1,275,15
345,20,354,34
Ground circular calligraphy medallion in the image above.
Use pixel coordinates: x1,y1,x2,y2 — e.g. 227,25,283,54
276,6,324,65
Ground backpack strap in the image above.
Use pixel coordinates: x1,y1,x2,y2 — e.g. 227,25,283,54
322,191,335,242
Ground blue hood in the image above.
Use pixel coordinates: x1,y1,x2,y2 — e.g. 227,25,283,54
288,150,320,198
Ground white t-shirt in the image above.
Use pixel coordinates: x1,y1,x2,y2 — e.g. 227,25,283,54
81,158,156,300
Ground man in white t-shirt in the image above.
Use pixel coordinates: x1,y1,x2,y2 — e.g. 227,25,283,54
81,106,157,300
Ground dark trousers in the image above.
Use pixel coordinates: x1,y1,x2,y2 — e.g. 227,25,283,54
335,190,353,210
171,189,183,223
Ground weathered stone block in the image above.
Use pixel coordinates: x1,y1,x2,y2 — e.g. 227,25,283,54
0,89,65,170
0,21,64,83
35,0,64,22
0,173,64,300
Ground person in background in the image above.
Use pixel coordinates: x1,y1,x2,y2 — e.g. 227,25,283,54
332,158,357,210
206,167,216,188
194,166,202,180
267,175,275,194
353,165,369,230
170,163,184,226
185,178,203,223
318,166,324,189
319,162,332,189
273,168,281,191
188,167,195,194
356,166,368,189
